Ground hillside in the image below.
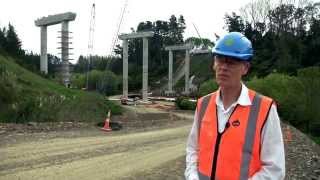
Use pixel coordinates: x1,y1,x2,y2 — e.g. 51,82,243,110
0,54,121,123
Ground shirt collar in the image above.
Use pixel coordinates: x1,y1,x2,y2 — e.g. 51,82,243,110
216,83,252,109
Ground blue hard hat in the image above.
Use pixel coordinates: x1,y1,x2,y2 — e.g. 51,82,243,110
212,32,253,61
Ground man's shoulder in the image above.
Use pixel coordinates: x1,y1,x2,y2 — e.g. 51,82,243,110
197,91,217,103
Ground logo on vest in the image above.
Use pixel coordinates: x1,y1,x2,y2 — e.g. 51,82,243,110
232,120,240,127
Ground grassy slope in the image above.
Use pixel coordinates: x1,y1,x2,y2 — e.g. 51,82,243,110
0,54,121,123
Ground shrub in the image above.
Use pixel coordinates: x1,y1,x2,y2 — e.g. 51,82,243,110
246,69,320,136
246,73,305,126
71,73,86,89
97,70,120,96
198,79,218,97
297,67,320,133
175,96,196,110
71,70,121,95
0,64,19,105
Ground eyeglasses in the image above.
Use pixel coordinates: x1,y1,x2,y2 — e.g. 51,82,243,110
214,55,243,67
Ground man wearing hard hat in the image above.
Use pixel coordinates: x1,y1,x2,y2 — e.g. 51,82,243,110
185,32,285,180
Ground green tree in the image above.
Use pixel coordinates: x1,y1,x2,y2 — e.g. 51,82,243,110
5,23,22,56
304,5,320,66
224,12,245,32
112,14,188,92
297,67,320,133
0,27,7,51
185,37,214,48
74,55,88,73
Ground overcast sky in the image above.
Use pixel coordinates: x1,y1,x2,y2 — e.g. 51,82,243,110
0,0,253,62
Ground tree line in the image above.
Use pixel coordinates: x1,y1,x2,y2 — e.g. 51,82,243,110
224,0,320,77
216,0,320,140
0,23,62,77
72,14,202,92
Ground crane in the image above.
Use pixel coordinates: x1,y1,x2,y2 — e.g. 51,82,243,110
192,22,205,46
86,2,96,90
109,0,128,56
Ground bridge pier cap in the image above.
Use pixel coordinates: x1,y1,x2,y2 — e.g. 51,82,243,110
35,12,76,27
118,31,154,40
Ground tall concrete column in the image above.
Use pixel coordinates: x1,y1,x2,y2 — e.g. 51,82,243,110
122,39,128,99
142,37,149,101
40,26,48,74
35,12,76,86
118,31,154,101
165,44,192,96
184,49,190,94
168,50,173,93
61,21,70,87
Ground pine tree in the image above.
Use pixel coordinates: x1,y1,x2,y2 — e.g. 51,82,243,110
5,23,22,55
0,27,7,51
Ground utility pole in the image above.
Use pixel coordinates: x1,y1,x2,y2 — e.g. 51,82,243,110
86,3,96,90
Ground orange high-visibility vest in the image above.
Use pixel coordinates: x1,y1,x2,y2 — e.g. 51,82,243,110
197,89,273,180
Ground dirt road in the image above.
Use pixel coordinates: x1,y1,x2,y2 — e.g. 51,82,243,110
3,100,318,180
0,124,191,180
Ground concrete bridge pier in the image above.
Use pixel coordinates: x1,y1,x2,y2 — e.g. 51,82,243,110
165,44,192,96
184,49,190,95
118,32,154,102
61,21,70,86
142,37,149,102
40,26,48,74
122,39,128,99
35,12,76,87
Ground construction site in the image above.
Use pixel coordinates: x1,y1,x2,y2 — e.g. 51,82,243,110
1,0,320,179
1,96,320,180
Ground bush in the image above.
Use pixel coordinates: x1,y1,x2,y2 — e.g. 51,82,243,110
97,70,120,96
297,67,320,133
71,70,121,96
175,96,196,110
246,73,305,126
0,63,19,105
246,68,320,136
198,79,218,97
186,67,320,140
71,73,86,89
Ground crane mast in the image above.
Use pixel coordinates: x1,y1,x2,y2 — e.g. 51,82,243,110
86,3,96,90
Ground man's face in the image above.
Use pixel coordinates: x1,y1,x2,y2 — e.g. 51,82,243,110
212,55,250,89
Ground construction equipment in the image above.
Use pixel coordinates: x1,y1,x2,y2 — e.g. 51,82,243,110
86,2,96,90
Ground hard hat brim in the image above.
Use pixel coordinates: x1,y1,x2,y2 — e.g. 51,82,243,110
212,49,252,61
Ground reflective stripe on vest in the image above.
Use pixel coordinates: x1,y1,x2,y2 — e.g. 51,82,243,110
197,89,273,180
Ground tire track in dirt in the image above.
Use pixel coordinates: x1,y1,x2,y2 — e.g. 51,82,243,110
0,125,191,180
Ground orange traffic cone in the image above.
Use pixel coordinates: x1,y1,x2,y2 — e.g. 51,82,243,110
101,110,112,131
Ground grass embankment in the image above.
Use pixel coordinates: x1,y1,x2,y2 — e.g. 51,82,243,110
0,54,122,123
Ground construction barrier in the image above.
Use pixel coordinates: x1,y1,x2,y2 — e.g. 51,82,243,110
101,110,112,132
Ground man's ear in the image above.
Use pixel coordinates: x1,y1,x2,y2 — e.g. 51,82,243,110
211,59,217,72
242,62,250,75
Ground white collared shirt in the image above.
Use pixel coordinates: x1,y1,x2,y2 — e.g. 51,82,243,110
185,84,285,180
